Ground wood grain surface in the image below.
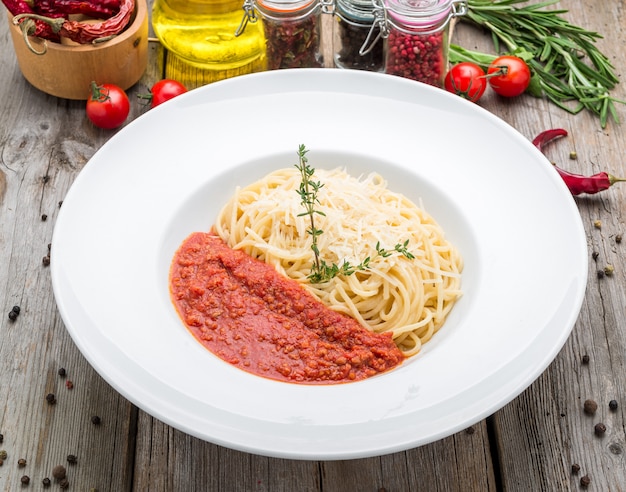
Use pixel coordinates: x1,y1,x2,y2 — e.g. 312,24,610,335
1,1,625,491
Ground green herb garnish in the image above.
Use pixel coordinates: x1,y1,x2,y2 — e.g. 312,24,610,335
295,145,414,283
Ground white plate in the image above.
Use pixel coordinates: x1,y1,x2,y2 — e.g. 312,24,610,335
51,69,587,460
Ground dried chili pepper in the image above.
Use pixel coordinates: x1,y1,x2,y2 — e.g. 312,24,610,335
2,0,36,16
3,0,61,41
13,0,133,46
26,0,121,19
532,129,626,195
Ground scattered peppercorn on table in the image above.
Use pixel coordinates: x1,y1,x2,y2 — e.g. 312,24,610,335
1,1,626,490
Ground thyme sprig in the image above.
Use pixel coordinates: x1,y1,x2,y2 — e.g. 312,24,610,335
452,0,625,127
295,144,325,276
294,145,415,283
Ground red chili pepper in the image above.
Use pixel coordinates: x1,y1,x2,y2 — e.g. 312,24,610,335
3,0,60,41
531,128,568,153
532,129,626,195
13,0,133,45
2,0,35,15
25,0,121,19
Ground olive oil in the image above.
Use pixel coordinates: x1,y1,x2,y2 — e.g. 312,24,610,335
152,0,266,71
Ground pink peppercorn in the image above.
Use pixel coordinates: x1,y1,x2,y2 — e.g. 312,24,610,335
385,29,446,86
382,0,464,87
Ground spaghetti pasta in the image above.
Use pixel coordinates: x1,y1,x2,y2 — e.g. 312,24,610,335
213,167,463,357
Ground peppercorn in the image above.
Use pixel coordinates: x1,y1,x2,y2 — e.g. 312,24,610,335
18,458,27,467
617,234,623,244
571,463,581,474
66,454,77,464
592,251,599,261
42,255,50,267
20,475,30,485
335,17,384,71
604,264,615,276
65,380,74,390
41,214,47,221
58,367,66,377
0,433,3,443
465,426,475,435
45,393,56,405
9,305,21,320
91,415,101,425
593,219,602,229
594,422,606,436
59,477,69,489
42,477,51,487
580,475,591,487
582,354,590,364
609,399,618,411
52,464,66,480
569,151,577,160
597,269,605,279
583,399,598,415
0,450,7,460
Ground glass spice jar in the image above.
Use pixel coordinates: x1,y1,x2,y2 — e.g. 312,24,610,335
333,0,384,71
152,0,266,71
251,0,325,69
382,0,466,86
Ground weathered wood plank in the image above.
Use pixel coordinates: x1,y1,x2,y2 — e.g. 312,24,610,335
0,5,156,490
453,1,626,490
320,423,496,492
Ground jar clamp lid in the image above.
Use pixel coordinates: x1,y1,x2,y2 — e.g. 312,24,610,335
335,0,377,23
382,0,467,33
237,0,329,34
257,0,318,16
359,0,465,54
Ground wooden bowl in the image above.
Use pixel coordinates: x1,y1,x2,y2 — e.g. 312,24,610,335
7,0,148,100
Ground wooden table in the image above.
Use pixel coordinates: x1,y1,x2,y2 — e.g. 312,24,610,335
1,1,625,490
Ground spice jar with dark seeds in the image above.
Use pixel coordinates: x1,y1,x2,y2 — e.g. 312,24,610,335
333,0,384,71
252,0,325,69
382,0,466,86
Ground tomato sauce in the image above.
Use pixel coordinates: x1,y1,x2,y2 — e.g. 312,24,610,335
170,232,404,384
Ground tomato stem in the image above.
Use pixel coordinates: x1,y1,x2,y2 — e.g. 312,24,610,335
89,81,110,103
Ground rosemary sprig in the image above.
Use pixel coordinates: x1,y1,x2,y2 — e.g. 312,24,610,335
294,145,415,283
452,0,625,127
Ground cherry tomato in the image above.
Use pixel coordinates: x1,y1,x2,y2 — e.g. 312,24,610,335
444,62,487,102
150,79,187,108
487,56,531,97
86,82,130,130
